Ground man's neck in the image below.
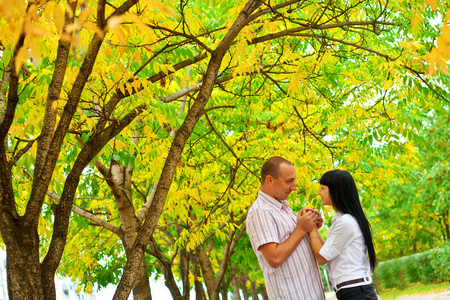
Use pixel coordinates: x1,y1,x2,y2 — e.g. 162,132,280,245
260,189,282,203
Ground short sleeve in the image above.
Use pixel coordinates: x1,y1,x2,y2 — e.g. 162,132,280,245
247,208,281,251
319,215,355,261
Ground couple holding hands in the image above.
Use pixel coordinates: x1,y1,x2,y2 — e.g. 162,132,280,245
247,156,378,300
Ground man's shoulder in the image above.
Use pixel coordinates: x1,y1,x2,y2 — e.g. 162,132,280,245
247,197,276,218
249,196,273,211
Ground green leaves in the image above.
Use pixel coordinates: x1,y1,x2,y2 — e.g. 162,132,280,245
2,0,449,296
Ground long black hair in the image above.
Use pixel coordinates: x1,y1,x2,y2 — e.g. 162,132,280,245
320,170,376,271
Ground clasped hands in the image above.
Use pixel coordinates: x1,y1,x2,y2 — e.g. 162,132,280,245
296,208,323,233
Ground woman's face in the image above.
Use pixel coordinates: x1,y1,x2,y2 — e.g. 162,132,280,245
319,184,332,206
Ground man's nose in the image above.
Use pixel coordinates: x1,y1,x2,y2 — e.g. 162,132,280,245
291,183,297,191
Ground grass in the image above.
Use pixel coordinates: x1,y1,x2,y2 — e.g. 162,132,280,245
378,282,450,299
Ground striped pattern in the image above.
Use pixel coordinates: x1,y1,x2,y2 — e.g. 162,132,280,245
246,191,325,299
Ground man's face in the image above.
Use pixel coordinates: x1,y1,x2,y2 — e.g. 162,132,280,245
268,163,297,201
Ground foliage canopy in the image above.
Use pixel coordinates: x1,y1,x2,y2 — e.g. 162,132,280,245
0,0,449,299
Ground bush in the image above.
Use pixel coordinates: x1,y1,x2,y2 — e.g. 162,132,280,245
429,243,450,282
374,259,405,289
374,243,449,290
401,253,436,284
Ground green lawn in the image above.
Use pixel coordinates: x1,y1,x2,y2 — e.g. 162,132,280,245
378,282,450,299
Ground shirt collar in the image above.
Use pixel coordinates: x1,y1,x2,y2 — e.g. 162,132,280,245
258,190,289,212
332,211,344,222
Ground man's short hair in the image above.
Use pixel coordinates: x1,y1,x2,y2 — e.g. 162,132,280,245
261,156,293,184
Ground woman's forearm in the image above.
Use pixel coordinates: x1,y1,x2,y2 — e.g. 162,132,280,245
309,227,328,264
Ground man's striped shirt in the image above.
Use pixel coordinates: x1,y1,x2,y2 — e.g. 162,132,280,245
246,191,325,299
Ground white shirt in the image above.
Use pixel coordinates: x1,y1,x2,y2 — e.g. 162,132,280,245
246,191,325,299
319,212,372,291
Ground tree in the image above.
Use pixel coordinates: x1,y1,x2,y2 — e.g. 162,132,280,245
1,0,448,299
371,103,450,260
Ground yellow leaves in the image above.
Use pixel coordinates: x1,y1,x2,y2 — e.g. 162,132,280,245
307,89,316,101
146,0,177,18
184,7,202,34
400,41,425,52
159,64,176,75
124,13,156,45
134,49,142,65
109,17,127,45
400,41,410,50
240,26,255,43
107,15,122,30
62,1,74,18
78,6,95,25
31,140,38,159
14,46,28,75
0,0,26,21
115,140,128,152
28,37,41,64
82,22,104,39
220,52,232,73
38,215,51,237
410,6,424,36
427,22,450,76
424,0,437,11
230,39,248,76
52,3,65,35
383,80,393,91
84,281,93,294
235,39,247,62
287,76,301,94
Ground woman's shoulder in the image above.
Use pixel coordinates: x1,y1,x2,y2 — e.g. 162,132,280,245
336,213,359,228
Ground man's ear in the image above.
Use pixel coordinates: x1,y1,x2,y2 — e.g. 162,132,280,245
266,175,273,185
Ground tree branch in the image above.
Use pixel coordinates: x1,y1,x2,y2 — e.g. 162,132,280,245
136,182,158,224
250,20,396,45
293,105,336,161
8,137,37,168
46,190,122,236
204,113,259,179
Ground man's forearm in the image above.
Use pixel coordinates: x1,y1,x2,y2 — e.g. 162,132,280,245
260,227,307,268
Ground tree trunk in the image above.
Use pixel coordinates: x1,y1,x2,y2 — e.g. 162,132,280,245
113,2,264,299
147,237,183,300
112,162,152,300
197,245,215,299
231,275,241,300
259,284,268,300
221,277,231,300
443,210,449,241
3,224,45,299
120,226,153,300
238,274,249,300
179,246,191,299
195,278,207,300
192,252,207,300
132,259,152,300
250,280,259,300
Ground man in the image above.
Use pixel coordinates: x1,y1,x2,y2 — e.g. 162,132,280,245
246,156,326,299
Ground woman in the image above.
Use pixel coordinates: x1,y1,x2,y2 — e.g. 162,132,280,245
308,170,377,300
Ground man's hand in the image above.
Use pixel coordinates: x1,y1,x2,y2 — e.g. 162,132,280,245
301,208,324,229
297,210,319,233
315,215,324,229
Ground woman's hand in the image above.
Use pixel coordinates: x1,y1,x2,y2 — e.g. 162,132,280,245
301,208,323,229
